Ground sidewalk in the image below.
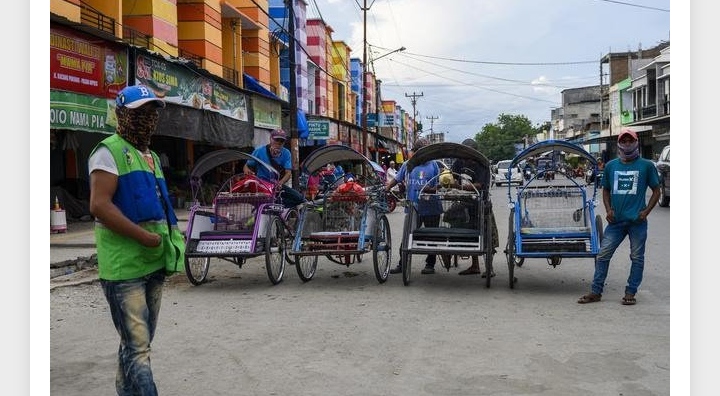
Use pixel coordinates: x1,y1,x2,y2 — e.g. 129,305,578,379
50,209,191,283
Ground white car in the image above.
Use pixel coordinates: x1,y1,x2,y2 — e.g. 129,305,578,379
494,159,523,186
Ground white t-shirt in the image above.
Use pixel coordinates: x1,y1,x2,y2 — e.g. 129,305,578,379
88,146,155,175
88,146,118,175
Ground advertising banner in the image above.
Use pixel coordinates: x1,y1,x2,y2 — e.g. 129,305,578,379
135,51,249,122
50,24,128,98
50,90,114,134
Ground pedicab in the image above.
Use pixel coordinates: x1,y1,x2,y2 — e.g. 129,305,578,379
183,149,298,285
290,145,393,283
398,142,496,287
504,140,604,289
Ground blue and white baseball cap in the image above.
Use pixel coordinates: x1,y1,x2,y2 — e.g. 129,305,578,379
116,85,166,109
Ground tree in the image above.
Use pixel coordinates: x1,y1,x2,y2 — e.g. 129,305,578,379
474,114,536,162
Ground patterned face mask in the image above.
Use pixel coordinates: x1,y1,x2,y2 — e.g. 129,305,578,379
617,140,639,161
115,105,160,149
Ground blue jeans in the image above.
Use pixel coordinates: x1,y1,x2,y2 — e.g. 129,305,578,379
280,185,306,209
101,270,165,396
591,219,648,296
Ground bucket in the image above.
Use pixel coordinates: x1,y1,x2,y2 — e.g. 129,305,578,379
51,209,67,233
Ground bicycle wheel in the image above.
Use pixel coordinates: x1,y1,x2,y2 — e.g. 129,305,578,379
401,209,415,286
484,220,494,289
506,210,524,268
373,214,391,283
264,215,286,285
283,208,299,265
295,254,318,282
185,256,210,286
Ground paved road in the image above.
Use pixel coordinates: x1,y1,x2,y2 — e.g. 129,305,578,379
50,179,672,395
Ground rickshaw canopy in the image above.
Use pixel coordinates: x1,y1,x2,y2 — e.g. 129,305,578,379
300,144,375,176
190,149,279,186
510,140,597,169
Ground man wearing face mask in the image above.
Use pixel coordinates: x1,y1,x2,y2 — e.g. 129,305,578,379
577,129,660,306
89,84,183,395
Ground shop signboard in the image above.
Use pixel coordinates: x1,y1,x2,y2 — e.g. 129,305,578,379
50,24,128,98
134,51,249,122
308,120,330,139
252,95,281,129
50,90,115,134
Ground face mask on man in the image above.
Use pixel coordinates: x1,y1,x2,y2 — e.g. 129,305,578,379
617,140,639,161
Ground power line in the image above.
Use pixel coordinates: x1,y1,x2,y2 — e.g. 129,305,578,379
595,0,669,12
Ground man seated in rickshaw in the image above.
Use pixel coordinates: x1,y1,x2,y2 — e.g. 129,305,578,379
449,138,499,277
243,128,306,208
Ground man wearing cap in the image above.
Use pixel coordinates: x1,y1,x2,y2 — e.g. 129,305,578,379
244,128,306,208
577,129,660,306
88,84,183,395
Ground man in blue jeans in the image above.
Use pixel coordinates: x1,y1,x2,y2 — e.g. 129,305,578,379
577,129,660,306
89,85,182,395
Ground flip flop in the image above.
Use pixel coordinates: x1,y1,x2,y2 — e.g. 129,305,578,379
458,268,481,275
621,294,636,305
577,293,602,304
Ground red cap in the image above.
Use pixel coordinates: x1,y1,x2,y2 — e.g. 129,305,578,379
617,129,637,142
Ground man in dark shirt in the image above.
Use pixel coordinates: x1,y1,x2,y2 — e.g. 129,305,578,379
451,138,499,277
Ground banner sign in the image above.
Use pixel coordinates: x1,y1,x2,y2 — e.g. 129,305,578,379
308,120,330,139
50,90,115,134
252,95,282,129
135,52,249,121
50,25,128,98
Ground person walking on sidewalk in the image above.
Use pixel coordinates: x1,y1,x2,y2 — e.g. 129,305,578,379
577,129,660,306
88,85,181,395
385,138,443,274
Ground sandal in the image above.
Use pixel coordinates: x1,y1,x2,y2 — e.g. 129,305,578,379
577,293,602,304
459,267,481,275
621,294,636,305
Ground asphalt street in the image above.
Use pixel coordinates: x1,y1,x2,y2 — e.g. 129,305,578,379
50,178,672,395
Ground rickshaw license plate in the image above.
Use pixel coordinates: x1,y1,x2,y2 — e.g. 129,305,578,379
196,240,252,253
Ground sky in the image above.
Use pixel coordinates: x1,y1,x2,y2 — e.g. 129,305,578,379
304,0,675,143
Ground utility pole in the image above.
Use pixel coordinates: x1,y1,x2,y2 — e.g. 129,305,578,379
286,0,299,188
426,115,438,141
361,0,370,158
405,91,423,144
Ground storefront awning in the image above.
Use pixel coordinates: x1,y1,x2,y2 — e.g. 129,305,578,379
243,73,280,100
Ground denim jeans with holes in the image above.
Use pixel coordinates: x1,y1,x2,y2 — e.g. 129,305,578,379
101,269,165,396
591,219,648,296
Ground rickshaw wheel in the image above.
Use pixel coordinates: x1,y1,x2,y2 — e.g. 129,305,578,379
507,210,524,268
595,214,604,243
264,215,286,285
484,222,494,289
401,208,415,286
185,257,210,286
506,232,516,289
373,215,392,284
295,254,318,282
283,208,300,265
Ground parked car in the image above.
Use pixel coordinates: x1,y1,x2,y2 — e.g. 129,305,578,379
655,145,670,207
494,159,523,186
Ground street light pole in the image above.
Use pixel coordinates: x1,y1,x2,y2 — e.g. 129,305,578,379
368,46,405,162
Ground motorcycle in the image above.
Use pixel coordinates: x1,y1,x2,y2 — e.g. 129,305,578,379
523,168,533,181
385,183,406,213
